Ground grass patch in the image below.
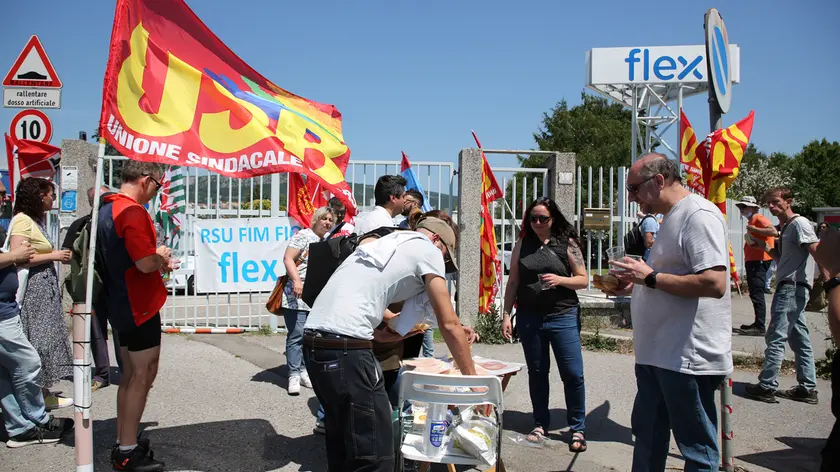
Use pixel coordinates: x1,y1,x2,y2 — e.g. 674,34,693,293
433,329,444,343
733,354,795,375
255,325,274,336
581,332,634,354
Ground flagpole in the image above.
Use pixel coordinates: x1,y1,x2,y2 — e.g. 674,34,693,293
73,139,104,472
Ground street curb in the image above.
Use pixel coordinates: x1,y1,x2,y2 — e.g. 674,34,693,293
580,330,760,359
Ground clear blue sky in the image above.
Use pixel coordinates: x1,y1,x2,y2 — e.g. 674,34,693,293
1,0,838,173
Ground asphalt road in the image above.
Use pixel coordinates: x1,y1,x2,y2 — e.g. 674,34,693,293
3,331,828,472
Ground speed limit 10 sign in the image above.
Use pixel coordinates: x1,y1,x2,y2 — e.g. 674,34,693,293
9,109,52,144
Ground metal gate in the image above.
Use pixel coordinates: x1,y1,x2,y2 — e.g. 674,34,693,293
101,157,457,332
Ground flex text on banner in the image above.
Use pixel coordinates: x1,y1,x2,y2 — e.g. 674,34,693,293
193,217,300,293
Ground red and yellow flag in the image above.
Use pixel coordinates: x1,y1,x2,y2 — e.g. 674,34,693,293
680,110,755,283
679,110,708,195
709,111,754,284
472,131,503,313
99,0,357,215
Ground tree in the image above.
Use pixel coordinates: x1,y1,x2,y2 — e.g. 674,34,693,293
532,92,636,169
500,92,639,215
739,143,766,169
788,139,840,216
729,157,795,203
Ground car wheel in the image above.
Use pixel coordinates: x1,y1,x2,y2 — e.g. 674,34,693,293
187,275,195,295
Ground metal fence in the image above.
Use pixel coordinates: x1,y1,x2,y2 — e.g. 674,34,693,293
93,157,771,331
574,165,778,288
99,157,460,331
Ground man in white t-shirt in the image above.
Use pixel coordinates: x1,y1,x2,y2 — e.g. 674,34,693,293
605,154,731,472
744,187,821,405
352,174,406,235
303,217,477,472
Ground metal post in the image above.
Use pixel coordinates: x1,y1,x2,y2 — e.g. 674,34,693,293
678,85,685,179
269,173,281,332
631,87,638,164
74,140,105,472
705,12,733,467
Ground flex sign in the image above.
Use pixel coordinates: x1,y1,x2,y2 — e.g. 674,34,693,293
587,45,740,85
193,217,301,293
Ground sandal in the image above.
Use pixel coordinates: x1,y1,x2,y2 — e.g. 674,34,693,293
569,431,587,452
526,427,546,444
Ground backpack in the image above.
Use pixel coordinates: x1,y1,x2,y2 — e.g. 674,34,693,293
624,214,655,257
301,226,400,307
64,217,104,305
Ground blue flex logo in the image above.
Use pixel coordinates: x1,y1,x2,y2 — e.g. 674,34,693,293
624,48,704,81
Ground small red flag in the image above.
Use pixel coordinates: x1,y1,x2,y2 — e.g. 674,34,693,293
287,173,316,228
16,139,61,179
4,134,15,199
400,152,411,173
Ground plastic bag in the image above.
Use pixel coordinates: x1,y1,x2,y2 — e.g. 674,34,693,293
452,416,498,467
505,432,553,448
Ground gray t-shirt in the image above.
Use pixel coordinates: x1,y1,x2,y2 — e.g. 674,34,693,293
775,216,819,286
631,194,733,375
305,232,446,340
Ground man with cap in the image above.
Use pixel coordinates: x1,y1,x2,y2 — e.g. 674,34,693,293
736,196,778,336
303,215,478,472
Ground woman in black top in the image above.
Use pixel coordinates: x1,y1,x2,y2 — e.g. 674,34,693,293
501,197,589,452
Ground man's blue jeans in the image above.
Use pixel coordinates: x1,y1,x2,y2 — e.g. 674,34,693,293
632,364,723,472
758,282,817,391
421,330,435,358
283,309,308,376
517,309,586,432
0,315,49,436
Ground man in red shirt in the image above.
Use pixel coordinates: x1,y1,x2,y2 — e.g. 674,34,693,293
96,161,173,471
736,196,778,336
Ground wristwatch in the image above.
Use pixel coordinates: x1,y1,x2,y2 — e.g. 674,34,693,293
644,271,659,289
825,277,840,295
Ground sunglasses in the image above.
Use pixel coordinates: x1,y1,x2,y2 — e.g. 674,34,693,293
626,175,657,194
144,173,163,191
530,215,551,224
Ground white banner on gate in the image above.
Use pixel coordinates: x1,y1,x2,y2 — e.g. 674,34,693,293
193,217,300,293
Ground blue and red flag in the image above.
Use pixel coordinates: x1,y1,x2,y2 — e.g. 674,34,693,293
400,152,432,212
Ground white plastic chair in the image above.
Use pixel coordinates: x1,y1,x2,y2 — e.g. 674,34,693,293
397,371,504,471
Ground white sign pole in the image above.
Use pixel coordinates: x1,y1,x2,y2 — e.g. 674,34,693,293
73,140,104,472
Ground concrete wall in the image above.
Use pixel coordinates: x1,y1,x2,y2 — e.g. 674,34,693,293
545,152,577,221
59,139,99,224
58,139,99,312
455,148,483,324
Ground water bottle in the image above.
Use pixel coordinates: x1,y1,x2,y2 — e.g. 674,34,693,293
423,403,447,458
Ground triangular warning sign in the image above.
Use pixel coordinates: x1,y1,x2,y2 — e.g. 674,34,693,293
3,35,62,88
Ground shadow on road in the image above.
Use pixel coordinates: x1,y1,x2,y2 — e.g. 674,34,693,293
87,417,327,471
502,400,633,447
251,365,290,390
731,380,761,402
737,436,825,472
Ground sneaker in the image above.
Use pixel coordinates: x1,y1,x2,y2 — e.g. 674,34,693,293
92,380,109,392
775,385,818,405
744,384,779,403
111,438,153,462
44,394,73,411
739,325,766,336
6,416,73,448
300,371,312,389
112,445,164,472
288,375,301,395
764,288,772,294
313,420,325,435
